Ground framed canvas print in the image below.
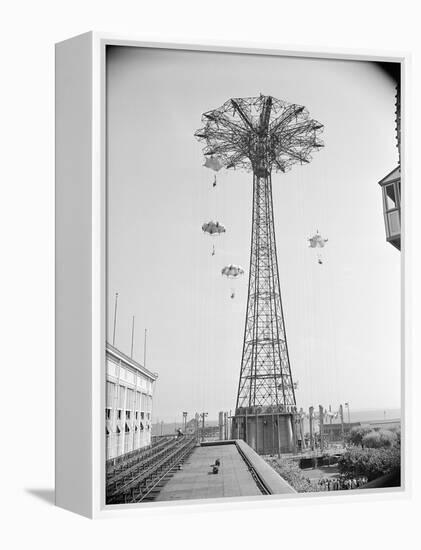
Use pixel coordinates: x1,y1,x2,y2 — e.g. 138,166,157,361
55,33,409,518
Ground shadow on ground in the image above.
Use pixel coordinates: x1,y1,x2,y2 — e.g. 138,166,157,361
25,488,55,505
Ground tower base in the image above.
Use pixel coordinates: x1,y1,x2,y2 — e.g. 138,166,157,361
231,408,296,455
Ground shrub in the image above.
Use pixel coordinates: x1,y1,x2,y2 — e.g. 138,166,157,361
265,457,318,493
338,447,400,481
362,429,396,449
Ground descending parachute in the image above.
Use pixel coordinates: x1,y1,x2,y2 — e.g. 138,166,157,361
202,220,226,256
221,264,245,299
203,155,223,172
308,230,328,264
308,231,328,248
203,155,223,187
221,264,244,278
202,220,226,236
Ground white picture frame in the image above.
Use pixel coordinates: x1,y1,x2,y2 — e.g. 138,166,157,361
55,32,410,518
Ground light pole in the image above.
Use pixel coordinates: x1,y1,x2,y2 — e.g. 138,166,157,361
339,404,345,446
309,406,315,451
112,292,119,346
200,412,208,442
194,413,200,443
345,402,351,429
182,411,188,433
319,405,325,452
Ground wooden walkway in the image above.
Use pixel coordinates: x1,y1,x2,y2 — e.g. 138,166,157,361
156,443,262,501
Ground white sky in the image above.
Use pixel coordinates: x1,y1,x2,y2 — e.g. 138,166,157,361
106,47,400,422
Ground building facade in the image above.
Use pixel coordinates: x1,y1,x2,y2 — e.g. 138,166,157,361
378,70,401,250
106,343,158,459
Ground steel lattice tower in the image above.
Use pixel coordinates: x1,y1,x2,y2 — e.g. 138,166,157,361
195,95,323,453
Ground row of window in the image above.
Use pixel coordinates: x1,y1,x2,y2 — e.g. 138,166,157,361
106,381,153,411
106,422,151,435
105,408,150,421
108,358,153,391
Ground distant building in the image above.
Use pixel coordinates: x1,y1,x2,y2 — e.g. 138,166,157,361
378,67,401,250
106,343,158,459
320,421,358,443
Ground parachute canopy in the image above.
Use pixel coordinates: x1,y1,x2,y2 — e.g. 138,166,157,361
308,231,328,248
221,264,245,279
202,220,226,236
203,155,223,172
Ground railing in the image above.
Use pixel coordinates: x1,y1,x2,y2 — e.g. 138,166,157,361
106,436,196,505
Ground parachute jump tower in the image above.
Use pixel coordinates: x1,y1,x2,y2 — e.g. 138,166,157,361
195,95,324,454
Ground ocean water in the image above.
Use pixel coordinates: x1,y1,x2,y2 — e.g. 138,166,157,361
340,408,401,423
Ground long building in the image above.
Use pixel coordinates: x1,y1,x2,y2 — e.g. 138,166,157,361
106,343,158,459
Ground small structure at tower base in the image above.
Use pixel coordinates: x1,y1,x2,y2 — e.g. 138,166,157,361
231,406,297,455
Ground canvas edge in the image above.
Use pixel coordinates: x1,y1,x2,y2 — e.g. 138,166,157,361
55,31,411,519
55,30,95,518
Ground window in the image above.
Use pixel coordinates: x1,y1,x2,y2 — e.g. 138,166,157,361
116,426,121,434
141,412,144,420
106,427,110,435
106,382,115,408
135,411,138,420
387,210,400,236
105,408,111,420
384,184,396,210
125,410,131,420
127,388,134,411
382,180,401,240
118,385,125,409
125,423,130,433
117,410,122,420
383,181,400,213
136,391,141,410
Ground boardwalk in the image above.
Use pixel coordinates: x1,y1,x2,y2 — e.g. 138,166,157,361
156,443,262,501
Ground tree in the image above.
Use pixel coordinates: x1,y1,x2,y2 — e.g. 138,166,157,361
346,425,372,448
362,429,396,449
338,447,400,481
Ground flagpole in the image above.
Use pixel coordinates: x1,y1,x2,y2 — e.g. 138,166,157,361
130,316,135,359
112,292,119,346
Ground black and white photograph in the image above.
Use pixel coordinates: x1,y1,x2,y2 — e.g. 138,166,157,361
104,46,402,505
5,0,421,546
